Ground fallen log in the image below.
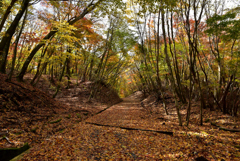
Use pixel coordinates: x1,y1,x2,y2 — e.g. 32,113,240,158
0,143,30,161
95,105,113,115
211,122,240,132
85,122,173,135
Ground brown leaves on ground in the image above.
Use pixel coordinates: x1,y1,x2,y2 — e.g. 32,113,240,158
0,73,67,148
0,73,121,150
21,92,240,160
1,74,240,160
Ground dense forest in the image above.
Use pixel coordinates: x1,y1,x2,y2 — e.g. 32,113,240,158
0,0,240,160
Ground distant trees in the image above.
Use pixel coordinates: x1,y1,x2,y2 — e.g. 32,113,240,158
127,0,240,125
0,0,135,98
0,0,239,121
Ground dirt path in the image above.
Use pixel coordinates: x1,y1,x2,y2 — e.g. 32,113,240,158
85,91,177,133
86,91,145,127
23,92,182,160
2,74,239,160
21,92,240,160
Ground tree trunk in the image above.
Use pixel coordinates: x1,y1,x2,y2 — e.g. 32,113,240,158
161,9,182,126
0,0,29,73
7,6,28,81
17,30,57,81
53,59,67,98
0,0,18,33
66,55,71,89
16,0,103,81
30,47,47,85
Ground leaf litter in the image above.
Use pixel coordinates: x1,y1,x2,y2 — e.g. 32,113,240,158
0,73,240,160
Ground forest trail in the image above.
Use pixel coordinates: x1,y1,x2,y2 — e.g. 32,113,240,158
1,73,239,160
1,74,239,160
85,91,145,128
85,91,173,135
23,91,185,160
1,0,240,159
21,91,240,160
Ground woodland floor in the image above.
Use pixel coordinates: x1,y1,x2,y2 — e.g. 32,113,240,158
0,74,240,160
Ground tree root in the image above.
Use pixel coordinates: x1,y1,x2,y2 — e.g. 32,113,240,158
211,122,240,132
85,122,173,135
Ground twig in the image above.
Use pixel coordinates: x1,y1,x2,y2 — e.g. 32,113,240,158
0,131,14,145
2,136,14,144
211,122,240,132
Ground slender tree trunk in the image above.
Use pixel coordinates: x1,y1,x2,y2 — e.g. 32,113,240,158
161,9,182,126
167,10,186,103
0,0,29,73
66,55,71,89
0,0,18,33
32,50,54,86
81,62,89,82
53,59,67,98
50,64,54,83
17,31,57,81
156,8,168,115
89,19,114,100
30,47,47,85
7,7,28,81
33,62,48,87
186,76,193,126
15,39,26,71
89,56,94,81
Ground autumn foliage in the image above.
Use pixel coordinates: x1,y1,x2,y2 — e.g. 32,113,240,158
0,0,240,160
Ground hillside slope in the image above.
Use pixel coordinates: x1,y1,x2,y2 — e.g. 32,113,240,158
0,73,122,149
